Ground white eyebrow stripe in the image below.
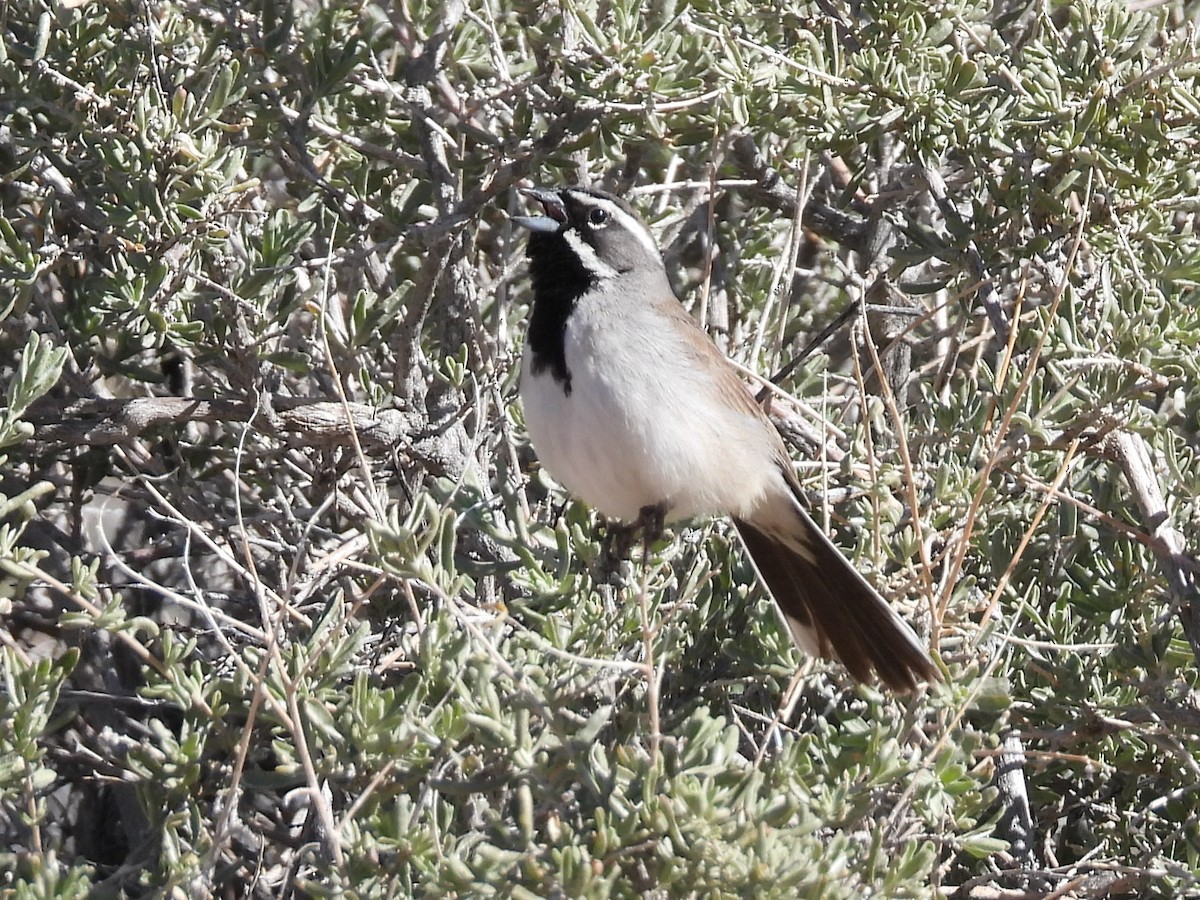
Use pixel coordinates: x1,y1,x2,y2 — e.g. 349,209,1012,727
570,192,661,261
611,206,661,259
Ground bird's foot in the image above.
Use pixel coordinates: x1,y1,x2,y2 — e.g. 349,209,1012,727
599,520,638,578
635,502,668,561
597,503,669,576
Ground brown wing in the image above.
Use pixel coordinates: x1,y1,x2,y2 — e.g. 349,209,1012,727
658,296,937,689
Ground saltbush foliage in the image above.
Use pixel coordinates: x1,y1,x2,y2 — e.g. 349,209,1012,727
2,0,1199,896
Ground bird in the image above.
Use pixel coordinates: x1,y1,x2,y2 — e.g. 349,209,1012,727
511,184,938,692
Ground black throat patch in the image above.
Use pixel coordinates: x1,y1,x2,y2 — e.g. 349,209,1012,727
524,230,594,395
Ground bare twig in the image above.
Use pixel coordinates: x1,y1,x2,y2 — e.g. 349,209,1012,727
636,561,662,764
941,169,1094,625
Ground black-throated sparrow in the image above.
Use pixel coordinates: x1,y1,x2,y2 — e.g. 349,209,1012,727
513,185,937,692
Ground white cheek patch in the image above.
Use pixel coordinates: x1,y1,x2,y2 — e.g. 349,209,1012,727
563,230,618,279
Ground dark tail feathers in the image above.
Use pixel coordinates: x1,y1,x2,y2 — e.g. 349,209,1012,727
734,511,938,692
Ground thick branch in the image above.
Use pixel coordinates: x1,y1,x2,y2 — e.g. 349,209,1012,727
25,396,423,456
993,729,1042,879
1109,429,1200,665
919,161,1011,343
731,133,868,252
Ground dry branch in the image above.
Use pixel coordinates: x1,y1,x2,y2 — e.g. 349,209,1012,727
25,396,422,456
1108,429,1200,666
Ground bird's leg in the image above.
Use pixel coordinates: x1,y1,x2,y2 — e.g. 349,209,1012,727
598,503,668,576
636,502,668,562
599,519,638,578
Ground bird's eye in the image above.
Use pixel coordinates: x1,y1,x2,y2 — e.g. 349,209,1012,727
588,207,610,226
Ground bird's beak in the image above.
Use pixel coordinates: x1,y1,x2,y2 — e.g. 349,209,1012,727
512,187,567,232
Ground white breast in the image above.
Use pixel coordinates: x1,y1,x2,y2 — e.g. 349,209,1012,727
520,293,781,523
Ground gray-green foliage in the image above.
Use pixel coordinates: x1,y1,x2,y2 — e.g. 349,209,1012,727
1,0,1199,896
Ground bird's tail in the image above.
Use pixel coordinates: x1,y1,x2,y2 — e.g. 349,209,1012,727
733,483,938,692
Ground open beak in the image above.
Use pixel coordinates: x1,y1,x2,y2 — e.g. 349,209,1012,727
512,187,567,232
